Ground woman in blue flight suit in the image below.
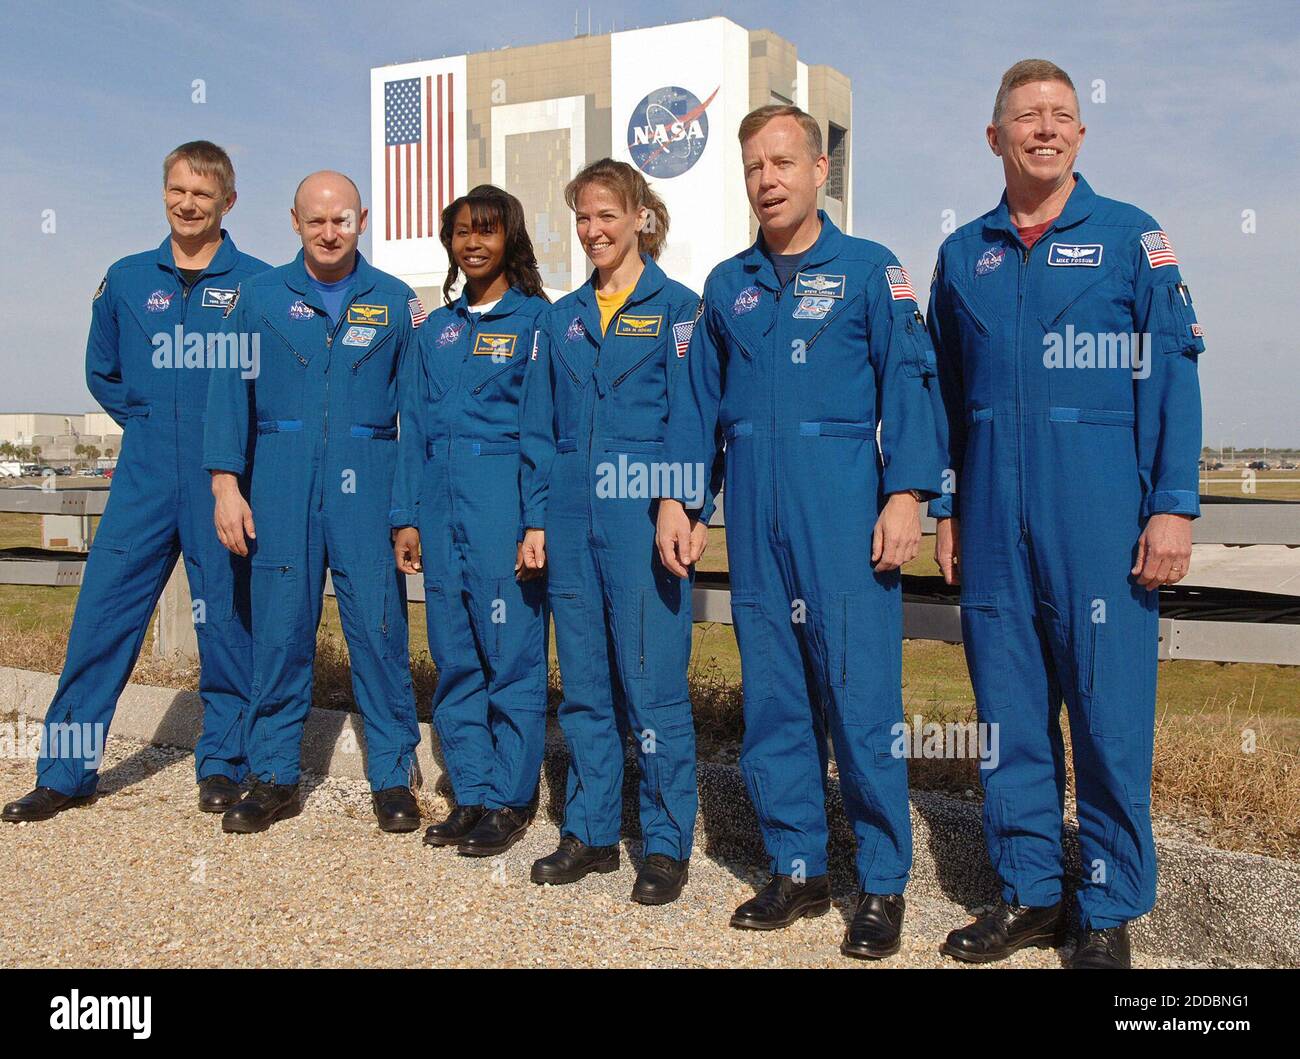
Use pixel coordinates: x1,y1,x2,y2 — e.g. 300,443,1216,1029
393,185,550,856
519,159,719,905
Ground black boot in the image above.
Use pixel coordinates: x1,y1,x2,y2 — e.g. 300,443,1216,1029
221,780,300,834
424,804,487,847
941,900,1065,964
531,835,620,885
631,854,689,905
458,805,532,857
841,892,905,959
730,874,832,931
2,786,92,823
1070,924,1132,968
197,775,242,813
372,787,421,833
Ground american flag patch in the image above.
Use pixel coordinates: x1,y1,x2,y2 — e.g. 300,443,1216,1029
1140,231,1179,269
885,265,916,302
408,296,427,328
672,320,694,358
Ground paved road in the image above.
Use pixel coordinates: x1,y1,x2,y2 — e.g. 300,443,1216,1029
0,736,1185,968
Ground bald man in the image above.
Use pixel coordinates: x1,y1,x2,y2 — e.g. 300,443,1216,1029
204,171,424,833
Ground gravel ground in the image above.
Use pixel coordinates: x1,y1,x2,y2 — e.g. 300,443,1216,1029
0,737,1203,968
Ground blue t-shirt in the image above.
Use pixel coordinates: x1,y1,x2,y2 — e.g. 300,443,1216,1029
308,267,357,327
772,252,802,289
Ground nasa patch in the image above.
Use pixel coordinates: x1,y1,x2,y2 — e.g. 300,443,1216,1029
288,300,314,321
793,273,845,299
202,287,239,310
1047,243,1103,267
975,247,1006,277
732,286,761,316
473,333,517,357
564,317,586,343
793,296,834,320
341,326,377,348
144,289,174,313
436,321,464,347
626,85,717,179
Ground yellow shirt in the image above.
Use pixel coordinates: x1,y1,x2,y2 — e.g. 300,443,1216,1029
595,284,635,335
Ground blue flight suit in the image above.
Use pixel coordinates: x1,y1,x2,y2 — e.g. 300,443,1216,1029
38,232,267,797
203,251,421,791
391,287,550,810
519,255,712,860
927,174,1204,929
666,213,944,891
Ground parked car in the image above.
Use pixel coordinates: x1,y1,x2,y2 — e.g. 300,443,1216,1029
1247,460,1271,470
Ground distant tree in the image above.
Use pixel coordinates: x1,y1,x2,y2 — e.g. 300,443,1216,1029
104,446,114,458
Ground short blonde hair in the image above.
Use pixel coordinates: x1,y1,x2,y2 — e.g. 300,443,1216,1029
162,140,236,199
737,105,823,159
992,60,1078,124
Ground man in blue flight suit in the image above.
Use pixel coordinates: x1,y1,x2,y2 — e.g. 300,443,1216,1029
658,107,945,958
3,141,267,824
205,170,422,834
928,61,1204,969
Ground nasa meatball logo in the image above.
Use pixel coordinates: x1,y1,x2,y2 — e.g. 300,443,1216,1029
626,85,718,178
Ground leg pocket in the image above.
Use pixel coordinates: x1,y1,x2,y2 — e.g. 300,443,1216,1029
250,558,301,647
637,576,690,707
1081,592,1155,737
959,594,1012,718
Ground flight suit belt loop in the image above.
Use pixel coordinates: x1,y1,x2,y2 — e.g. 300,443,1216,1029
424,436,519,457
966,406,1135,427
349,424,398,440
722,420,875,441
256,419,304,434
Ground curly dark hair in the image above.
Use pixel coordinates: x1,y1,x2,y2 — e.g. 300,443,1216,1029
439,184,549,306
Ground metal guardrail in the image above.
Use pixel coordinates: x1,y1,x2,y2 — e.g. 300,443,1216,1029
2,486,1298,664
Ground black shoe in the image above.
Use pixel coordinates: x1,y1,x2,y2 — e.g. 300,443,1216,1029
841,892,906,959
197,775,242,813
2,786,92,823
424,804,487,847
631,854,689,905
530,835,620,885
372,787,421,833
221,780,300,834
730,874,832,931
941,899,1065,964
1070,924,1132,969
458,805,532,857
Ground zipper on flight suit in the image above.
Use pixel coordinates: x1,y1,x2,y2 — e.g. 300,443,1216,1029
1014,233,1050,540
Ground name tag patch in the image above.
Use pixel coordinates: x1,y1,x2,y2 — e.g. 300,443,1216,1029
1047,242,1104,267
342,326,377,348
793,273,845,299
473,333,517,357
202,287,238,310
347,304,389,326
614,314,663,338
792,296,834,320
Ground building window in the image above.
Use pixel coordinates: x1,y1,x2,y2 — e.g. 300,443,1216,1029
826,122,846,201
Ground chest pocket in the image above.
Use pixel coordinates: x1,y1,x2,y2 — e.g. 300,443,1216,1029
800,286,866,354
348,322,398,373
469,336,528,395
1037,264,1123,333
609,313,668,388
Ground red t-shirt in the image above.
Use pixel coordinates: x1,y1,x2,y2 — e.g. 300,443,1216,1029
1017,218,1057,250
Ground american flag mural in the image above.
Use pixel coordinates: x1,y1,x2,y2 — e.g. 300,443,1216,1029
383,72,457,241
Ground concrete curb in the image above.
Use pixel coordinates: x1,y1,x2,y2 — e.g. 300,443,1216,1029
3,664,1296,966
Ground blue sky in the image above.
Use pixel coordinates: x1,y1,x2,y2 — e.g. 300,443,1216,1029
1,0,1296,445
